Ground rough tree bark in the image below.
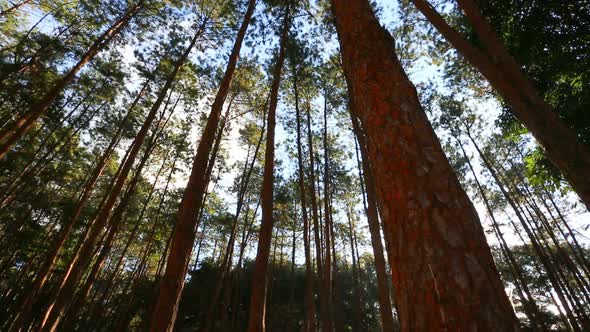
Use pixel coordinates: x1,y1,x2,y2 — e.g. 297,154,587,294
331,0,519,330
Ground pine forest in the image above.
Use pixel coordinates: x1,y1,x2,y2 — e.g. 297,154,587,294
1,0,589,331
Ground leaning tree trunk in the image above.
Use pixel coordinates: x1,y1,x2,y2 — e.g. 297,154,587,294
60,106,173,331
0,0,144,159
410,0,590,210
36,24,201,331
8,81,147,332
454,135,545,331
352,115,397,331
246,4,290,332
148,2,256,330
331,0,519,330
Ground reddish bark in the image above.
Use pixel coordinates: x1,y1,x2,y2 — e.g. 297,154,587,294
246,4,290,331
331,0,519,330
293,64,317,332
8,81,146,332
61,106,173,330
149,2,256,330
352,115,397,331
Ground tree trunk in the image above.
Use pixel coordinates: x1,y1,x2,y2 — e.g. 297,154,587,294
352,115,396,331
346,204,362,332
321,88,334,330
61,114,172,331
202,98,263,332
305,99,330,331
410,0,590,210
246,4,290,331
455,135,545,331
8,81,146,331
464,128,584,331
35,24,201,331
148,3,255,329
292,61,316,332
331,1,519,330
0,0,144,159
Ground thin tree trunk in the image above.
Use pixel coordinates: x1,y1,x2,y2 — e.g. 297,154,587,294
321,89,333,330
149,3,255,329
454,135,544,331
464,128,584,331
0,0,144,159
352,115,396,331
202,99,264,332
306,99,329,332
8,80,146,331
62,128,171,331
331,0,519,330
346,204,362,332
246,4,290,331
35,25,201,331
410,0,590,210
293,61,316,332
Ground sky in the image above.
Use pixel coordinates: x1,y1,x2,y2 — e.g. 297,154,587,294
14,0,589,275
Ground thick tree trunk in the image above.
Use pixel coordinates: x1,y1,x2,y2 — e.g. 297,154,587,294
352,115,396,331
246,4,289,331
0,0,144,159
149,3,255,330
331,0,519,330
410,0,590,210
